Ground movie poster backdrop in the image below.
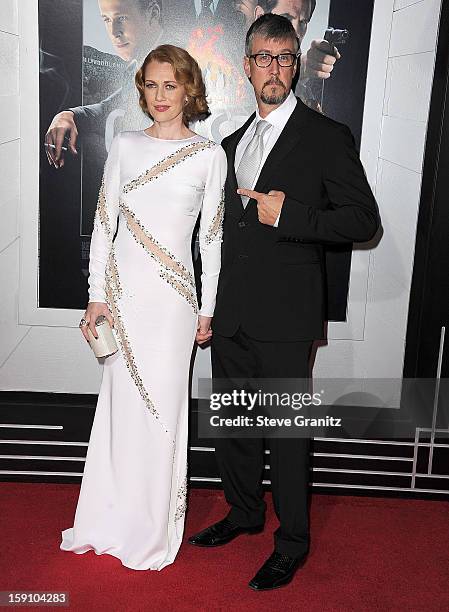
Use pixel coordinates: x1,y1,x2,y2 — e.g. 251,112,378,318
38,0,374,313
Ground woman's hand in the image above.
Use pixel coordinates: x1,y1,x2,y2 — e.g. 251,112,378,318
80,302,114,343
196,315,213,345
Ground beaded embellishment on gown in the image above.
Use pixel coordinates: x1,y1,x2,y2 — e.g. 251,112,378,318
60,131,227,570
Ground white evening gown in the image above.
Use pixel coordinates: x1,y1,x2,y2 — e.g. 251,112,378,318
60,130,227,570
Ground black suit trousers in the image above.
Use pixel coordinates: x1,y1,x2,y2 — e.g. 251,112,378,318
211,327,312,558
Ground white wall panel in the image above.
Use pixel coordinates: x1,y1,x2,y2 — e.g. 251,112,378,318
0,195,19,254
367,270,412,340
0,0,18,35
376,159,421,240
0,326,102,392
384,52,435,122
0,94,19,143
394,0,423,11
372,222,416,289
380,115,427,173
0,139,19,251
0,30,18,96
0,241,30,369
390,0,440,56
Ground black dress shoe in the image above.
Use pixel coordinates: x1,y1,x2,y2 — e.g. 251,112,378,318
248,551,307,591
188,517,263,547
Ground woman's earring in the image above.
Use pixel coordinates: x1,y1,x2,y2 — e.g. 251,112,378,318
184,98,188,105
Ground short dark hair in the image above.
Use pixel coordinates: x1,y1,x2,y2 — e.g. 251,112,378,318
245,13,299,56
257,0,316,20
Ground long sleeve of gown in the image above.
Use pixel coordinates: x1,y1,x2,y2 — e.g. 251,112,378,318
88,132,121,303
198,145,227,317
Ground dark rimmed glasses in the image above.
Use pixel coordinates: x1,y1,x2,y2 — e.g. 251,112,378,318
247,52,300,68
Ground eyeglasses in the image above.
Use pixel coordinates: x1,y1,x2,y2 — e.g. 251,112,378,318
248,52,300,68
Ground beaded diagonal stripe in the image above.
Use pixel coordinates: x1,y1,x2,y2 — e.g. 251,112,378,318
122,140,216,194
106,248,122,299
94,174,112,240
174,474,188,521
120,202,198,312
159,271,198,314
204,187,225,245
105,252,173,439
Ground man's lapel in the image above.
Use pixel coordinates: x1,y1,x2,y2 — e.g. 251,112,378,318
241,98,309,220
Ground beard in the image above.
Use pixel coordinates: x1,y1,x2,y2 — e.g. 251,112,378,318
260,78,288,105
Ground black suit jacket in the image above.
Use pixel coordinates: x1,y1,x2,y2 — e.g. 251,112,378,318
164,0,243,32
212,97,380,341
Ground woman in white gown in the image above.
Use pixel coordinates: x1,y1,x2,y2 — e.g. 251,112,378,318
60,45,227,570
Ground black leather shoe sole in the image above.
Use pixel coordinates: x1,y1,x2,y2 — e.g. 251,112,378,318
248,572,295,591
248,556,307,591
188,524,264,547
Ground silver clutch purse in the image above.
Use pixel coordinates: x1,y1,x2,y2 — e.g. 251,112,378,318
87,315,118,358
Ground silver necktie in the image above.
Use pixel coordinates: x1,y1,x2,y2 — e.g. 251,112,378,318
236,120,271,208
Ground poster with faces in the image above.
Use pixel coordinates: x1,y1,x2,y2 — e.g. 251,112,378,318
38,0,374,311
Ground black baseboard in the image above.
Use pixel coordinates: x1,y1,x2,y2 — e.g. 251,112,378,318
1,392,448,499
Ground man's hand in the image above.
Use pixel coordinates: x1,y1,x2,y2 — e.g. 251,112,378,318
196,315,213,345
237,188,285,226
301,39,341,80
45,110,78,168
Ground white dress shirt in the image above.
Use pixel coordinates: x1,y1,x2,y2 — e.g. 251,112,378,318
234,90,297,227
194,0,220,16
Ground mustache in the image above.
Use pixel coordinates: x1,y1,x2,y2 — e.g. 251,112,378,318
263,77,286,89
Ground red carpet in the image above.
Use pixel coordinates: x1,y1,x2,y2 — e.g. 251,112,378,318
1,483,448,611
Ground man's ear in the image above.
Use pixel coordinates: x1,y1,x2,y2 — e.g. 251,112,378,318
254,6,265,20
148,2,161,25
243,55,251,80
293,50,301,75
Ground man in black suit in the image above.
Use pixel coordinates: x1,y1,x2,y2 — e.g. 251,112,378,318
189,14,380,590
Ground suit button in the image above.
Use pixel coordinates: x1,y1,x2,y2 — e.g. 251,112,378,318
238,221,246,228
238,254,248,259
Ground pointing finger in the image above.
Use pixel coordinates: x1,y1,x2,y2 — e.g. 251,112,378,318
237,188,264,201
